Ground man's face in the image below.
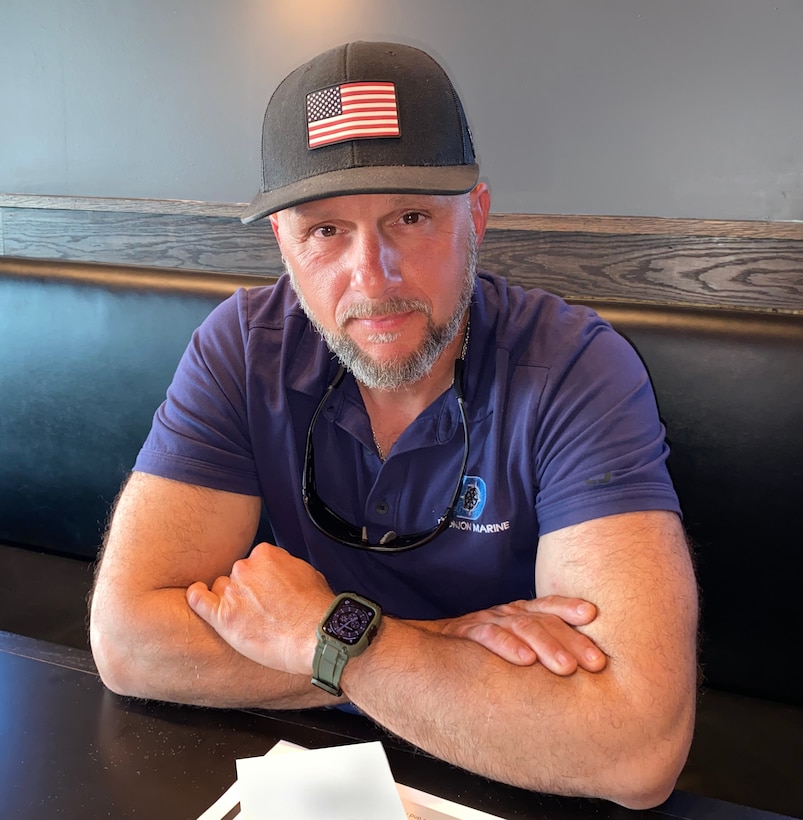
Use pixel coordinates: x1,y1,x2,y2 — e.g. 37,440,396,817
270,186,489,390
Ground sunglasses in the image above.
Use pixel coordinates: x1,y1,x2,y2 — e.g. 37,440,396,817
302,360,470,553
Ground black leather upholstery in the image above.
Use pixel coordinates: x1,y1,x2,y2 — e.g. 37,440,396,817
2,257,802,707
584,302,803,705
0,258,264,559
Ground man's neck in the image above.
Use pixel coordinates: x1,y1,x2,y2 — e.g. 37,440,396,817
358,318,469,458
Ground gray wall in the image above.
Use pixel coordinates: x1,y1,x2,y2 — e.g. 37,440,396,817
2,0,801,220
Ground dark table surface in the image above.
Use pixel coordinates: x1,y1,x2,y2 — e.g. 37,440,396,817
0,631,794,820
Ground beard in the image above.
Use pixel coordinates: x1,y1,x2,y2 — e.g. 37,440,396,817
285,225,478,391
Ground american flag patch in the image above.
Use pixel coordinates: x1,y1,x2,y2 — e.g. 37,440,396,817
306,82,400,149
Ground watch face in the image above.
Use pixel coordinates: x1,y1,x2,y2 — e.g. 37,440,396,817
323,597,376,646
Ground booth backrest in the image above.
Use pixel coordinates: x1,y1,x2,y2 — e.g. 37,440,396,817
586,301,802,705
0,260,264,559
1,256,801,706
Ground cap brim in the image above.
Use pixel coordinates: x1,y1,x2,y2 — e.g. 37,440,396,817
241,163,479,225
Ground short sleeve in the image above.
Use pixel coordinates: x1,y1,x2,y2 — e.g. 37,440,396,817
533,316,680,535
134,290,261,496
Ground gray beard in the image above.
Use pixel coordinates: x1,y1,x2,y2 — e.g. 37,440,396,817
285,231,478,391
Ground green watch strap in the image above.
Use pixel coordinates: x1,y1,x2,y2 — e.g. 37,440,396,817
311,592,382,697
312,638,350,697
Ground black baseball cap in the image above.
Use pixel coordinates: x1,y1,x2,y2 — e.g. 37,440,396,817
241,41,479,224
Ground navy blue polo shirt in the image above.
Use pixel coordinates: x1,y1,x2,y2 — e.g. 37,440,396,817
136,272,679,619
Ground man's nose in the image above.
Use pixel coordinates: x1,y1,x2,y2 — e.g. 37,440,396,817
348,231,401,298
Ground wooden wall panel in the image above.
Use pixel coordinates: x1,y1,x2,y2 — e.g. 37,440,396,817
478,229,803,311
1,195,801,313
0,208,280,276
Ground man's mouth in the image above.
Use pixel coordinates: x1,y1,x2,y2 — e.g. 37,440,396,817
337,296,431,329
346,311,417,335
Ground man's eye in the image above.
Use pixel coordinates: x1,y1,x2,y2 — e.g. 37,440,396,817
401,212,424,225
313,225,338,238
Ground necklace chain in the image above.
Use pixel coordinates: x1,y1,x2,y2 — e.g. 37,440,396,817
372,316,470,462
459,315,471,360
372,429,386,461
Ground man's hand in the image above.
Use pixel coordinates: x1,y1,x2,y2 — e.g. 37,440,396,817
186,542,334,676
420,597,606,674
188,541,605,678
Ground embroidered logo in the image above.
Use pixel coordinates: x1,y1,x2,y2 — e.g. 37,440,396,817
455,475,487,521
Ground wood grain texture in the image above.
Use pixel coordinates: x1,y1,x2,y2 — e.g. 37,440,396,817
1,208,282,276
487,212,803,240
3,193,801,239
2,195,802,312
0,193,245,218
478,229,803,312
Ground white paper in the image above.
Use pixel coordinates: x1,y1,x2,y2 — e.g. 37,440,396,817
259,743,505,820
236,740,407,820
396,783,505,820
197,740,505,820
195,778,240,820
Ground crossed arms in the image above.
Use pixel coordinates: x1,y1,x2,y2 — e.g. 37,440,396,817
90,471,698,810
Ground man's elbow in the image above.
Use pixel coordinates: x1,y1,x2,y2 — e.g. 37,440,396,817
605,716,694,809
90,612,146,698
610,765,680,810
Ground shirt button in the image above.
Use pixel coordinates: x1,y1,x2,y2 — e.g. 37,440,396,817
375,501,389,515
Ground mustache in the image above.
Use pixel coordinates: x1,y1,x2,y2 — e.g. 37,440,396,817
336,296,432,328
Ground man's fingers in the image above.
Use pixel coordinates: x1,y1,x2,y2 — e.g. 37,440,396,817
459,622,583,674
544,625,606,673
502,616,582,675
505,610,607,673
186,580,219,625
459,623,537,666
514,595,597,625
448,603,607,674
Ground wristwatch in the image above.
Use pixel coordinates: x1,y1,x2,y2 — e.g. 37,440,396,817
311,592,382,697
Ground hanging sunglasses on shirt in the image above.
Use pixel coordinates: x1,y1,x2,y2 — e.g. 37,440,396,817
302,360,470,553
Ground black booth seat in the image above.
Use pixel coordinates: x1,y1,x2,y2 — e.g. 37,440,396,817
1,256,802,817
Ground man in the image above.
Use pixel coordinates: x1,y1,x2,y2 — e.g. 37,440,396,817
90,41,697,809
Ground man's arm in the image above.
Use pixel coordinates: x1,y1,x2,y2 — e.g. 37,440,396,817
91,471,593,704
90,471,342,708
189,509,698,809
360,510,697,808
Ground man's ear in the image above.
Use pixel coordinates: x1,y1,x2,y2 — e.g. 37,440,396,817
469,183,491,246
268,213,282,251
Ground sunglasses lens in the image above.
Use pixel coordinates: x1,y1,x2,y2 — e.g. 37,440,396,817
302,367,469,553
